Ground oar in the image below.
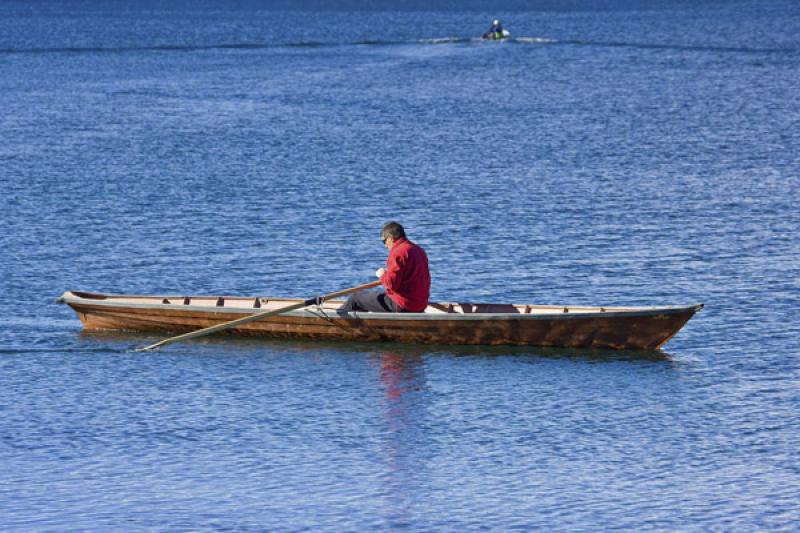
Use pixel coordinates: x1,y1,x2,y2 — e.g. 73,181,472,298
135,280,381,352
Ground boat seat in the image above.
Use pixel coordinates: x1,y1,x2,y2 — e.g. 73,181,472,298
428,303,455,314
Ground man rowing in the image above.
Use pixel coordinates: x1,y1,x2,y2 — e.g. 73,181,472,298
340,221,430,313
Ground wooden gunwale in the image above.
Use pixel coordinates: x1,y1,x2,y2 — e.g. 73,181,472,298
58,291,702,322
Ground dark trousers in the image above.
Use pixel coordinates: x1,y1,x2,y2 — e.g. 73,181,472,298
339,290,402,313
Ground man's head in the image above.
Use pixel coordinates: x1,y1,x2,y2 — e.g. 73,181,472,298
381,221,406,248
493,19,500,26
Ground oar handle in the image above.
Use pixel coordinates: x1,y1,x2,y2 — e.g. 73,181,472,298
135,279,382,352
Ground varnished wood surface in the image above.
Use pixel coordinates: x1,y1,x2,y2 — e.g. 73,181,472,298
60,291,702,350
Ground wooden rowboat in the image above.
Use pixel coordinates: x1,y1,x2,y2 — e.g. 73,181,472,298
58,290,702,350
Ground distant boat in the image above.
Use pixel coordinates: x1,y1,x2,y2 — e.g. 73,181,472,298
58,291,702,350
482,29,510,41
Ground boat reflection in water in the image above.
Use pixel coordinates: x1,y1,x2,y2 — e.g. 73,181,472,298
369,347,428,521
75,330,677,524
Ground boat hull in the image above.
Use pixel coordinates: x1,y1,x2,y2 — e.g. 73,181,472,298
59,292,702,350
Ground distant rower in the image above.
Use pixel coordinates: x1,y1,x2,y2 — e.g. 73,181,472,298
483,19,509,40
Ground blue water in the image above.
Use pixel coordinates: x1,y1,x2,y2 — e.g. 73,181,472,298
2,0,799,530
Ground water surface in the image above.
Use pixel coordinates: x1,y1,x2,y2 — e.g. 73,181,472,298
1,1,799,530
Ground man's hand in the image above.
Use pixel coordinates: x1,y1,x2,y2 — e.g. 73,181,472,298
375,268,386,278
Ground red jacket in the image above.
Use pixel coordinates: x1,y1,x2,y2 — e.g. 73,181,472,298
381,237,430,312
